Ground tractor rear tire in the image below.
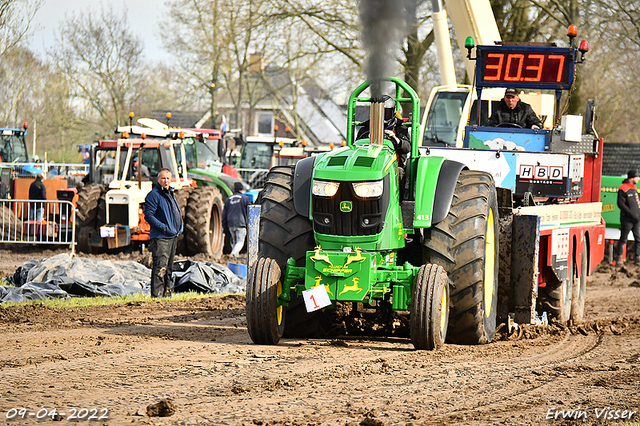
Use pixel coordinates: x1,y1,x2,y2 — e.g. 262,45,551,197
174,186,194,255
410,264,449,350
570,239,588,322
246,257,285,344
76,184,103,227
423,170,499,344
540,259,574,322
257,166,317,338
540,280,572,322
76,227,93,254
185,186,224,258
76,184,104,253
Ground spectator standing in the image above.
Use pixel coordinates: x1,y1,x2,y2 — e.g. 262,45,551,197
222,182,251,257
615,170,640,264
144,168,182,297
28,173,47,221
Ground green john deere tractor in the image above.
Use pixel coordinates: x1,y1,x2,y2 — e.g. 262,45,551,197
246,77,499,349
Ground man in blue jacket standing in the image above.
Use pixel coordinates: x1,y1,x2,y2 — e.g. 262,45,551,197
144,168,183,297
222,181,251,257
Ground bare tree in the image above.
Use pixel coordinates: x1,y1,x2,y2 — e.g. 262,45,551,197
268,0,444,100
0,0,42,57
161,0,232,126
50,5,145,132
162,0,291,134
0,45,45,125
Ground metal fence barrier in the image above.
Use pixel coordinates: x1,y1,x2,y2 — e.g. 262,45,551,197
0,199,76,255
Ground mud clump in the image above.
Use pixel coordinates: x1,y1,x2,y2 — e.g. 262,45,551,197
146,399,176,417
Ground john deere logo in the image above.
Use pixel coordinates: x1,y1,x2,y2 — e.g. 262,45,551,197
340,201,352,212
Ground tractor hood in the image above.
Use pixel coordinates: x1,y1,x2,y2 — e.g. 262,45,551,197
312,143,397,182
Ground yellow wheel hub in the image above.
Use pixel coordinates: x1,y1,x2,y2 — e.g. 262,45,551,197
440,284,448,334
276,280,284,326
484,209,495,318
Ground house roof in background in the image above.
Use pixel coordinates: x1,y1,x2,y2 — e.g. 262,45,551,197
602,143,640,176
149,110,208,129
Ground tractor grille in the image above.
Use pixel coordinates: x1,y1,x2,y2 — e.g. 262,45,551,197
109,204,129,225
327,156,348,167
312,176,390,236
354,156,375,168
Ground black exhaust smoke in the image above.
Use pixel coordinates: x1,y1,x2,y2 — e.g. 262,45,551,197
358,0,418,99
359,0,417,144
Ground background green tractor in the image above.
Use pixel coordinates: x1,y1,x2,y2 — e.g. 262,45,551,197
247,77,499,350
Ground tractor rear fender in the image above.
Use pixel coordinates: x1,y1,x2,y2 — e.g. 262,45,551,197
293,156,316,218
187,168,234,198
414,158,466,228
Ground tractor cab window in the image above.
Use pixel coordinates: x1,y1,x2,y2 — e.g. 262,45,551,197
468,100,492,127
196,139,221,167
240,143,272,169
139,149,160,176
177,137,198,169
422,91,469,147
0,134,28,163
95,150,117,185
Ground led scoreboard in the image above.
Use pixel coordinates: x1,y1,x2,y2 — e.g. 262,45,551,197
476,45,576,90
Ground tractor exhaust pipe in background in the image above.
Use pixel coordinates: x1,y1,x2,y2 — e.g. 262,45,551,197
370,100,384,145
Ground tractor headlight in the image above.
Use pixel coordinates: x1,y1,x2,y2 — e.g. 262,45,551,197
312,180,340,197
352,180,383,198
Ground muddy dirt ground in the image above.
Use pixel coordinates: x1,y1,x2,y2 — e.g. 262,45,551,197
0,246,639,425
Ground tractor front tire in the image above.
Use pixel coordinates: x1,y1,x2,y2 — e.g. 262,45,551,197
257,166,317,338
185,186,224,258
423,170,499,344
411,264,449,350
246,257,285,345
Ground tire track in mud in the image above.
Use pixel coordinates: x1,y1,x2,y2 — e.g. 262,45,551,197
234,326,618,425
1,288,638,425
420,320,640,424
431,331,605,419
170,329,604,424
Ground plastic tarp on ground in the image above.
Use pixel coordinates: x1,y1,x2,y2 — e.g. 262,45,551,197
0,253,246,304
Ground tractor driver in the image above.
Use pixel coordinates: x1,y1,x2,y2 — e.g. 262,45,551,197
133,156,150,180
357,95,411,180
488,88,543,129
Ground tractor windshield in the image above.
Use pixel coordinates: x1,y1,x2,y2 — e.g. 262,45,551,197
177,137,198,169
196,139,221,167
240,143,272,169
422,91,469,147
0,133,28,162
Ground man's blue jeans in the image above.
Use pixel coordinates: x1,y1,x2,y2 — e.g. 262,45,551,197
149,237,177,297
229,227,247,257
30,204,44,221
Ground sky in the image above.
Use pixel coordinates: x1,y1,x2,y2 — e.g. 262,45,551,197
30,0,170,61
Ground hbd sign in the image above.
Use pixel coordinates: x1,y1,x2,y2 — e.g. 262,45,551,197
519,165,564,181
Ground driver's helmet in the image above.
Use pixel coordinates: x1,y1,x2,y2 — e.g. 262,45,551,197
382,95,397,129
